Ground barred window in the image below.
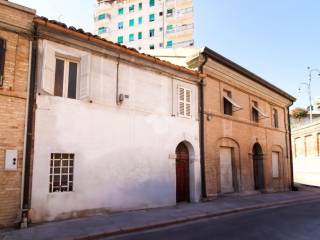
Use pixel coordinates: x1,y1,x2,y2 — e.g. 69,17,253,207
49,153,74,193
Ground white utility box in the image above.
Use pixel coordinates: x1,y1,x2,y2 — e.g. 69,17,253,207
5,149,18,171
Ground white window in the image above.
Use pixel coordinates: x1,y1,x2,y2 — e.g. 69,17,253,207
178,86,191,118
41,41,91,100
272,152,279,178
49,153,74,193
54,58,78,99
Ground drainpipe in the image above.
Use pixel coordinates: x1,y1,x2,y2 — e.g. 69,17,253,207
21,24,38,227
115,55,121,105
199,54,208,199
19,39,32,226
287,104,297,191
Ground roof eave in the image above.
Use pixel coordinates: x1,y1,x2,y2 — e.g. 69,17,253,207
202,47,296,102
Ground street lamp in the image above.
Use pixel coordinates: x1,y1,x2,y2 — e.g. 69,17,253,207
301,67,320,123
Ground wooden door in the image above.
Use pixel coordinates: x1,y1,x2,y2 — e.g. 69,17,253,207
176,143,190,202
220,147,234,194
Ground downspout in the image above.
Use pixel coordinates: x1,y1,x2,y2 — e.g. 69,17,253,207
116,54,121,105
21,24,38,227
199,54,208,199
287,103,297,191
19,39,32,225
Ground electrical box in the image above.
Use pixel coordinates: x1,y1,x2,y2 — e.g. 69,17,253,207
5,149,18,171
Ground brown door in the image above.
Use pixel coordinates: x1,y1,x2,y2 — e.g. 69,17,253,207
176,142,190,202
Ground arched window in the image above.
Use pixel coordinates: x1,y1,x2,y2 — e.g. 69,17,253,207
272,108,279,128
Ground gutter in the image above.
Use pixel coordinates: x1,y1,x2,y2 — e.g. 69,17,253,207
198,55,208,199
21,24,38,227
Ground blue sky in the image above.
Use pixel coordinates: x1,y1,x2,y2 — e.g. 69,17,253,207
12,0,320,108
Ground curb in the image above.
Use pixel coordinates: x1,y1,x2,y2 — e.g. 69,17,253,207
76,195,320,240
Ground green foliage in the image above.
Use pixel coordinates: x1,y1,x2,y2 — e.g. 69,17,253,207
291,107,308,119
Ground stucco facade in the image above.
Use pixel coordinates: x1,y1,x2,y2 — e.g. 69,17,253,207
29,19,201,223
0,0,35,228
292,120,320,186
200,50,295,197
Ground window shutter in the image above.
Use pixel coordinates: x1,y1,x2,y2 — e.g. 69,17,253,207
42,42,56,95
79,54,91,99
178,87,185,116
0,38,6,86
185,89,191,117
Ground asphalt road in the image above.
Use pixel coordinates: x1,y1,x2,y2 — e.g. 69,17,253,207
103,200,320,240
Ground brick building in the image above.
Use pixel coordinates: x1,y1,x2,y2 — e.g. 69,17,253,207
197,48,295,197
0,0,35,228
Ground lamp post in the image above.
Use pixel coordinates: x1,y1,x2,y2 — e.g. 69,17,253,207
303,67,320,123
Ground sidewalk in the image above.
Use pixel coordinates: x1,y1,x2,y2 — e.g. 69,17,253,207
1,190,320,240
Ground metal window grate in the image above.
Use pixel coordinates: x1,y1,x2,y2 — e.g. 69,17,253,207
49,153,74,193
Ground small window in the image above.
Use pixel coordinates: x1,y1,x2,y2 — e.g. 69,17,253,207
0,38,6,86
97,13,106,21
129,4,135,12
49,153,74,193
139,2,143,10
54,58,78,99
159,11,163,16
129,33,134,42
98,27,107,34
159,27,163,32
178,87,192,118
138,16,143,24
117,36,123,44
272,108,279,128
149,29,155,37
167,24,174,33
118,21,124,30
166,40,173,48
149,44,155,50
138,32,142,40
129,19,134,27
223,90,233,116
159,43,164,48
149,0,155,7
118,8,124,15
272,152,279,178
167,9,174,17
149,14,155,22
252,101,259,123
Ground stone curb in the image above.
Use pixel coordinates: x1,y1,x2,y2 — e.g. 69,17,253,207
74,195,320,240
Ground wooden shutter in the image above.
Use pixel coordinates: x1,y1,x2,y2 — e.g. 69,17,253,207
42,41,56,95
178,87,185,116
79,54,91,99
0,38,6,86
185,89,191,117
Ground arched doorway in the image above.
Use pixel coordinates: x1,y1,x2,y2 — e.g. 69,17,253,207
253,143,264,190
176,142,190,202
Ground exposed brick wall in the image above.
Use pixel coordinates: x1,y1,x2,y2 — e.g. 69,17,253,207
0,1,34,227
203,59,293,197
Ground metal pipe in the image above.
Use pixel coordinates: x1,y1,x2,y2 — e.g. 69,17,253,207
199,54,208,199
287,104,296,191
116,55,120,105
21,24,38,226
19,39,32,225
